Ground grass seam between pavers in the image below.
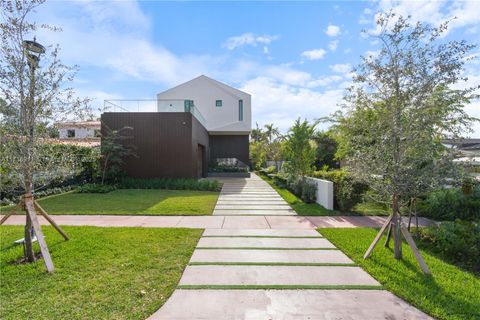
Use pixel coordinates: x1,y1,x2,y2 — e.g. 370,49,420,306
188,262,357,267
177,285,384,290
195,247,339,250
201,236,324,239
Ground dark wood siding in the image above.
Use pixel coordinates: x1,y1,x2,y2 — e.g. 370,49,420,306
191,116,209,178
101,112,197,179
209,135,250,165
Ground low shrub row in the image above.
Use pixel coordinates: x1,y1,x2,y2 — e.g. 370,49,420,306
417,186,480,221
418,220,480,274
118,177,222,192
312,170,368,211
258,171,316,203
77,183,118,194
208,164,248,173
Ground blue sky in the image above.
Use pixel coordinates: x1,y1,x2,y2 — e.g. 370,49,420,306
34,1,479,134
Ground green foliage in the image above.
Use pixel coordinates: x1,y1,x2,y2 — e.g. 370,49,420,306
284,119,317,179
417,186,480,221
77,183,117,193
250,141,267,170
331,13,478,215
0,143,100,204
312,131,339,170
258,172,335,215
418,221,480,274
264,166,277,174
118,177,222,192
321,228,480,320
0,226,202,319
100,126,136,184
208,162,248,173
313,170,368,211
287,177,317,203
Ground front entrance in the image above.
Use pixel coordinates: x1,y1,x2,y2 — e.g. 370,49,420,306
197,144,206,178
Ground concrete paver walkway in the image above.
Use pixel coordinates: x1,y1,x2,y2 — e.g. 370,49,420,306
149,228,431,319
212,173,297,215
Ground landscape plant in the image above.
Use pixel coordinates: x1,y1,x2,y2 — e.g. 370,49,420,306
0,0,91,267
332,12,478,262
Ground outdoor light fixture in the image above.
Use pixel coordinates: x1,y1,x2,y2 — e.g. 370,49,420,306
22,37,45,69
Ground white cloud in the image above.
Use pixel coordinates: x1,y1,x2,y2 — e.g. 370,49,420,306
222,33,279,50
240,77,345,132
367,0,480,35
301,49,327,60
330,63,352,74
328,40,339,51
325,24,341,37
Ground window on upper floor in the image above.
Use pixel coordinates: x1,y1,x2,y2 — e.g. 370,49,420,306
239,100,243,121
216,100,222,107
67,129,75,138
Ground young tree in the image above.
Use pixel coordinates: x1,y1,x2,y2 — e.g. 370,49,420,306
0,0,90,270
333,13,478,267
284,119,318,179
312,131,339,170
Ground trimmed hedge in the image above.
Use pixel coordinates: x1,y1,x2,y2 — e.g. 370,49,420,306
118,177,222,192
312,170,368,211
77,183,117,194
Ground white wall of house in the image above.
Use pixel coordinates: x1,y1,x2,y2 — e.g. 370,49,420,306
157,75,251,134
59,126,97,139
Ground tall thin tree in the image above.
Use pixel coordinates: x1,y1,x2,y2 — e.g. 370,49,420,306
0,0,91,270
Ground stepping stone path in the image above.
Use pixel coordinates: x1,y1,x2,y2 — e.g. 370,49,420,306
149,228,431,319
212,173,297,215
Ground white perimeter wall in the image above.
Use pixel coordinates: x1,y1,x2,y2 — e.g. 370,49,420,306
306,177,334,210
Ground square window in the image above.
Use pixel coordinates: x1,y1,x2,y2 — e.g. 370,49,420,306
215,100,222,107
67,129,75,138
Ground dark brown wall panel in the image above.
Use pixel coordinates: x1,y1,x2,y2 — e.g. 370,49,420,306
192,117,210,178
209,135,250,165
101,112,196,179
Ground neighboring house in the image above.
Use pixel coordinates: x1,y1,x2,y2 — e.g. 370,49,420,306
101,75,252,179
58,121,101,139
444,138,480,180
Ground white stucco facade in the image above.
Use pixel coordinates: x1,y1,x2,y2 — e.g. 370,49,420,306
58,121,100,139
157,75,251,135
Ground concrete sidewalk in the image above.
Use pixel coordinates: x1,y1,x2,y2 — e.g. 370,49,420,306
0,214,435,229
148,228,431,320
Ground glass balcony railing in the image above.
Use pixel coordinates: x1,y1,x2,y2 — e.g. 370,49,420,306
104,99,207,128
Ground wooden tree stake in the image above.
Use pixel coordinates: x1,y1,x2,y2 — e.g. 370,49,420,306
401,226,431,274
24,198,54,273
34,201,69,241
363,214,393,259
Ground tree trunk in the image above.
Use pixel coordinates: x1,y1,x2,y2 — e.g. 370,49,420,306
392,194,402,259
24,209,35,262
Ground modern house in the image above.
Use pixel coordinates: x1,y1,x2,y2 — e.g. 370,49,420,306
101,75,252,179
57,121,101,139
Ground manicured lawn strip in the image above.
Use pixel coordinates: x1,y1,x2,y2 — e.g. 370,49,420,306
0,226,202,320
352,202,390,216
37,189,219,215
201,235,323,238
196,247,339,250
177,284,383,290
257,174,341,216
320,228,480,320
188,262,357,267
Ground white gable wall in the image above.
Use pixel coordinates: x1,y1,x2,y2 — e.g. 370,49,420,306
157,76,251,134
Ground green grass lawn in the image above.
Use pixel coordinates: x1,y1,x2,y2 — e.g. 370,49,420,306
35,189,219,215
0,225,202,320
320,228,480,320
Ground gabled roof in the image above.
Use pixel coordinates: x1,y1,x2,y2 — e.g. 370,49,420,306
158,75,251,100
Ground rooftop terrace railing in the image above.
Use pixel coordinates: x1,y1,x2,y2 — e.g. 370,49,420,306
104,99,207,128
